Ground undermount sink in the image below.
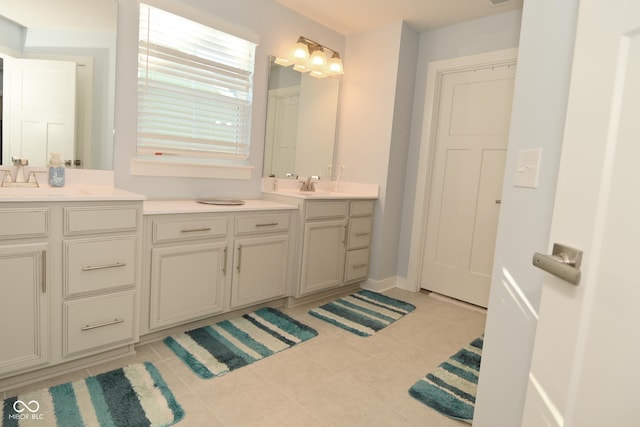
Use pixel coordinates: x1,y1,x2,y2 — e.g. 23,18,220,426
0,186,85,197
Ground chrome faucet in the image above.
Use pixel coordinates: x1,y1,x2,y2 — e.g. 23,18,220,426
299,176,319,192
1,158,39,187
12,158,29,183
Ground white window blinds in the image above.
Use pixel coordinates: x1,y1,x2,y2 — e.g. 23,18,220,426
137,4,257,161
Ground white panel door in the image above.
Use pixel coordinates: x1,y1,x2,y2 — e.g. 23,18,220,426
264,86,300,178
421,65,515,307
6,58,76,165
522,1,640,426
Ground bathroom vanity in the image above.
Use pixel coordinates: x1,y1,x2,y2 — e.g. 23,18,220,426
0,186,144,390
263,182,378,305
139,185,378,336
139,200,298,336
0,180,378,390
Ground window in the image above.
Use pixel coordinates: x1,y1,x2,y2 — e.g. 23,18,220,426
137,4,257,165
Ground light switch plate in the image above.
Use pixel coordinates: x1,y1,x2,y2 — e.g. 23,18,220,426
514,148,542,188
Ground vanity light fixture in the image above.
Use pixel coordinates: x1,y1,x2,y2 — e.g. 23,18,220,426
275,36,344,78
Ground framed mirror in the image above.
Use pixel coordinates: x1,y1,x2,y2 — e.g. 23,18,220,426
263,56,340,180
0,0,117,170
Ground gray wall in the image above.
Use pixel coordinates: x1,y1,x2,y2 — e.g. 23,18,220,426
334,21,419,284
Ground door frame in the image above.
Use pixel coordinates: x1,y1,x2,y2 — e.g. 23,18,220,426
405,48,518,293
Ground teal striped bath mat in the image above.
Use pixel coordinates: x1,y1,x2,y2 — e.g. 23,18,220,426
409,336,483,424
164,307,318,379
308,290,416,336
1,362,184,426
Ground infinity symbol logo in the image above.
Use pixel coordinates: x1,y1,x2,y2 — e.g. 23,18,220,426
13,400,40,413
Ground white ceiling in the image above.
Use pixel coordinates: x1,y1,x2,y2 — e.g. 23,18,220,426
273,0,523,35
1,0,523,36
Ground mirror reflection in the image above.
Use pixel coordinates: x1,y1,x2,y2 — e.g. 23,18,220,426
263,56,340,180
0,0,117,169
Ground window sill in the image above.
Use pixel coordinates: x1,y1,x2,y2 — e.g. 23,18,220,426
130,158,253,180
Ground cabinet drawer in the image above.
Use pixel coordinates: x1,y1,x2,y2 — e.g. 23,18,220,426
64,236,136,296
64,205,139,235
235,213,290,235
0,208,48,239
152,216,229,243
347,218,373,250
345,248,370,283
64,291,136,357
305,201,348,220
350,200,375,217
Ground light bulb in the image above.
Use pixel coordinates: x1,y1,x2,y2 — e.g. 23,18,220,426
328,56,344,75
291,42,309,63
310,49,327,69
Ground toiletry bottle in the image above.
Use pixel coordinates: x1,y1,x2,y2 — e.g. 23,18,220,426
48,153,65,187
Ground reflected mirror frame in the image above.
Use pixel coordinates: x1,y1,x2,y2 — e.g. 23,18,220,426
263,55,340,181
0,0,117,170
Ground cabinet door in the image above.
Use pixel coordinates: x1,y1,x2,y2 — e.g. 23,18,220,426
300,220,347,295
150,241,227,330
0,243,49,375
231,235,288,309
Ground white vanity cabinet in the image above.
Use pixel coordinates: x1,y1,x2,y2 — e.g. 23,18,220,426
0,196,144,388
299,200,374,297
141,204,294,335
344,201,374,284
300,201,349,295
146,215,230,331
0,208,50,376
231,213,290,309
61,204,141,359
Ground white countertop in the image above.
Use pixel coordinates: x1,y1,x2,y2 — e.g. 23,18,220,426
144,199,298,215
261,179,379,200
0,185,145,202
261,189,378,200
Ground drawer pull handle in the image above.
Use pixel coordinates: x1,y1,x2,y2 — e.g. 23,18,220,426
255,222,279,227
355,232,371,237
82,262,126,271
81,318,124,331
223,247,228,275
353,263,368,269
181,227,212,233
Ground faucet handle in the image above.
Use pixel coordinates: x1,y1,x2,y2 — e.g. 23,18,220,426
11,157,29,166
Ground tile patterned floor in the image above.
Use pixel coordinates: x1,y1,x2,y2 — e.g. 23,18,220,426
2,289,486,426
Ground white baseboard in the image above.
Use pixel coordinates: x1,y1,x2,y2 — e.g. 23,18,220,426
396,276,419,292
360,276,399,293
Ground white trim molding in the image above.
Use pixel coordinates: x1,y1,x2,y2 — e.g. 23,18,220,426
130,158,254,180
406,48,519,293
360,276,398,293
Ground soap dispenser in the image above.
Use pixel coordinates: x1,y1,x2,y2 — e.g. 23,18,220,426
48,153,65,187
